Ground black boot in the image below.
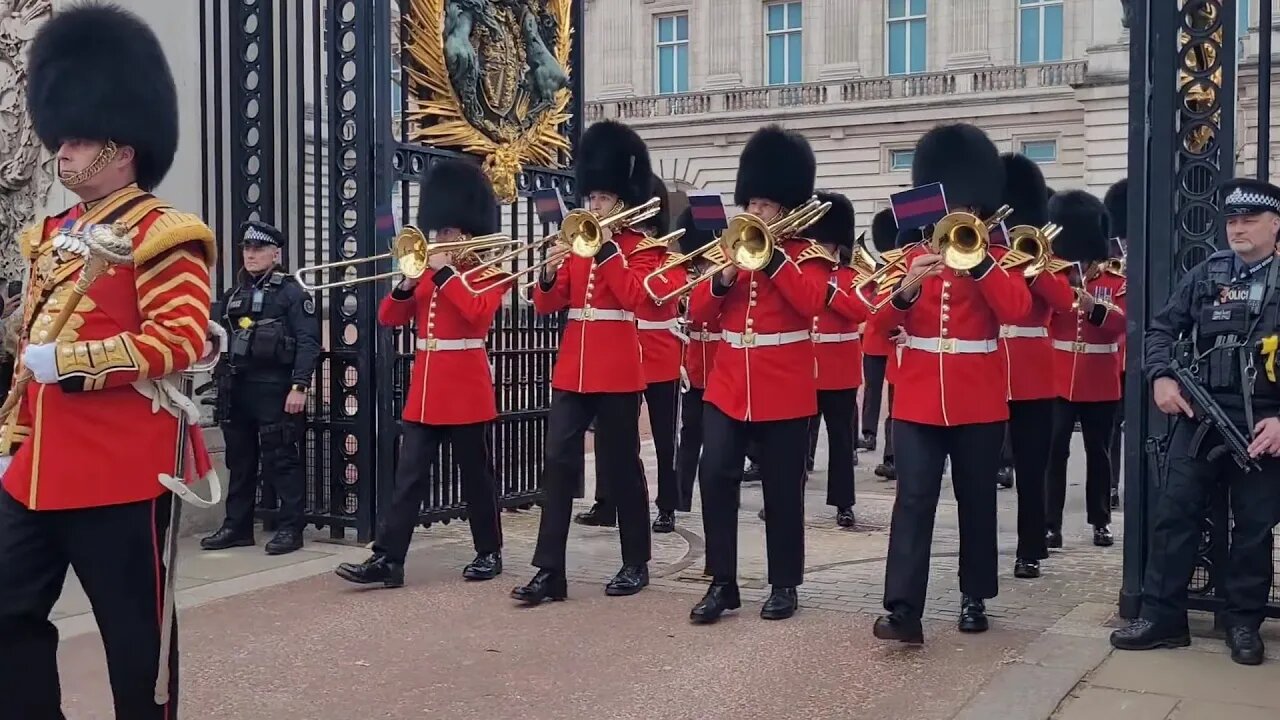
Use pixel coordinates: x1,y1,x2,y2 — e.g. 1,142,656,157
1110,490,1121,509
652,510,675,533
742,462,762,484
1093,525,1114,547
873,614,924,644
1109,618,1191,651
690,582,741,624
200,526,254,551
265,528,303,555
1045,528,1063,549
874,461,896,480
511,569,568,604
1226,626,1265,665
760,586,798,620
856,432,876,451
836,507,855,528
335,554,404,588
996,466,1014,489
958,595,989,633
1013,558,1041,579
574,502,616,527
605,564,649,596
462,551,502,580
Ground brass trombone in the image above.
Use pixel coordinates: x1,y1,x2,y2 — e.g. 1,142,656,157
849,234,883,280
294,227,517,291
852,205,1012,312
641,196,831,305
1000,222,1061,278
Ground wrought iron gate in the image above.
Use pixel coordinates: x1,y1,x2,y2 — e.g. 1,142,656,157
199,0,582,542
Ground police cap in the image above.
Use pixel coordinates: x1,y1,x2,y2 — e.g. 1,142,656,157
1221,178,1280,217
241,220,284,248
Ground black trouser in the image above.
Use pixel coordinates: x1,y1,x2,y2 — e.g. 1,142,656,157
1142,420,1280,631
1008,399,1055,560
700,405,809,587
882,385,896,463
534,390,649,570
1110,392,1124,492
221,380,305,534
883,420,1002,619
591,380,679,512
374,421,502,563
1046,399,1117,532
677,387,706,512
0,490,179,719
861,354,888,440
805,388,859,508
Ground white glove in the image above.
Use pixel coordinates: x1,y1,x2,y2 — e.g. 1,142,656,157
22,343,59,384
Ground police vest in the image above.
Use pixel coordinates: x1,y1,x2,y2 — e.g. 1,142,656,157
224,269,300,370
1193,251,1280,417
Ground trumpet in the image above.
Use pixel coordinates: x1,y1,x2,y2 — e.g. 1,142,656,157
641,196,831,305
458,197,664,294
295,227,518,292
999,222,1061,278
852,205,1012,312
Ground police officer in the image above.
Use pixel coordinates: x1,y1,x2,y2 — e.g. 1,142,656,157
1111,178,1280,665
201,221,321,555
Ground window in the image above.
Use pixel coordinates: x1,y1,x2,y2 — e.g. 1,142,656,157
1238,0,1251,59
765,2,803,85
886,0,927,76
889,149,915,171
1021,140,1058,164
1018,0,1064,64
655,14,689,95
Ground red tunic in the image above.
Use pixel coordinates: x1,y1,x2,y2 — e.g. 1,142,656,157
998,268,1076,401
689,238,833,422
1,186,217,510
627,238,687,385
875,245,1033,426
532,228,661,394
813,265,868,390
378,264,508,425
1049,268,1127,402
683,317,721,391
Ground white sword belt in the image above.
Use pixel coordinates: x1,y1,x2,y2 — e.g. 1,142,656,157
1051,340,1119,354
903,335,998,354
722,329,811,348
566,308,635,322
415,337,486,351
812,332,861,344
999,326,1049,339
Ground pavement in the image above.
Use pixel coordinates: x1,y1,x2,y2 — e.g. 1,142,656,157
47,424,1280,719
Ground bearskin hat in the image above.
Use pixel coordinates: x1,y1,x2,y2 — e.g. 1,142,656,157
576,120,653,207
28,2,179,191
646,174,671,235
912,124,1004,216
1104,178,1128,239
1046,186,1057,200
418,159,498,236
675,206,717,256
806,191,855,250
1048,190,1111,263
734,125,816,210
1001,153,1050,228
870,208,899,253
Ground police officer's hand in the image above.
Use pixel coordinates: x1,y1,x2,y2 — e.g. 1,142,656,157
1248,417,1280,457
1153,376,1194,417
284,388,307,414
427,252,450,271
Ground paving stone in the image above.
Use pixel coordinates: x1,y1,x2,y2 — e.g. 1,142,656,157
1053,687,1179,720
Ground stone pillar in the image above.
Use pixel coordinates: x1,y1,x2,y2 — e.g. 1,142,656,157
946,0,991,68
819,0,863,79
705,0,743,89
597,0,636,98
1073,82,1130,195
0,1,53,282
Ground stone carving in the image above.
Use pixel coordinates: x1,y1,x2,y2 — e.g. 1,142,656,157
0,0,52,283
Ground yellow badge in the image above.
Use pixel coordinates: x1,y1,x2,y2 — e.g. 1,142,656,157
238,317,254,330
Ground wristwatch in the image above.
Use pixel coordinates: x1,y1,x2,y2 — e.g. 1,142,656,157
291,383,308,393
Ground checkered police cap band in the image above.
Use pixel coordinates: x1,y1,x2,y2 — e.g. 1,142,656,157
1224,187,1280,215
243,226,277,245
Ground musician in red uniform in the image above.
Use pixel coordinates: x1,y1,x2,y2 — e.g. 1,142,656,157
864,208,902,479
1104,177,1129,510
873,124,1032,644
336,159,507,588
1044,191,1127,549
0,6,215,716
688,125,834,623
996,153,1077,579
513,120,661,603
804,192,866,527
674,207,721,514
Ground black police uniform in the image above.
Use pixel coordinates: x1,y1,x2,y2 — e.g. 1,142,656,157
1112,178,1280,665
202,222,321,555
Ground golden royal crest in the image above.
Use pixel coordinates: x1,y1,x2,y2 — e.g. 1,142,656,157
406,0,574,202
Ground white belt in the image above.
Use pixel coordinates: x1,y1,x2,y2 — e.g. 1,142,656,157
722,329,811,348
999,326,1049,339
812,332,861,344
416,337,486,351
637,318,680,331
567,308,634,322
903,335,998,354
1052,340,1119,354
691,331,722,342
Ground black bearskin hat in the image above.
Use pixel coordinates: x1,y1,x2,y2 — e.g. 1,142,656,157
576,120,653,207
1048,190,1111,263
675,206,716,256
912,124,1004,216
646,174,671,234
418,159,498,236
870,208,899,253
1104,178,1128,239
28,2,179,191
1046,186,1057,200
1001,153,1049,228
734,125,815,210
806,191,855,250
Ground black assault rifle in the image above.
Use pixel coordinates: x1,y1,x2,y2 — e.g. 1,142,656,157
1168,356,1263,473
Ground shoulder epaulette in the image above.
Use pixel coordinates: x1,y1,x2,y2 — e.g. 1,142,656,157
135,209,217,267
17,222,42,260
879,248,906,265
1046,258,1074,274
630,235,670,255
795,241,837,264
1116,281,1127,297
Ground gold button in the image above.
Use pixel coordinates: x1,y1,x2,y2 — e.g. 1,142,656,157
941,313,950,322
746,318,755,327
587,282,595,290
428,322,435,329
750,280,759,289
943,280,952,288
749,300,757,307
749,291,757,299
941,327,949,337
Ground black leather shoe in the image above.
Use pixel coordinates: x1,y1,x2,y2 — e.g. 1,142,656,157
873,614,924,644
200,527,254,551
265,529,303,555
760,586,798,620
1014,558,1041,579
605,564,649,596
652,511,675,534
690,583,741,624
511,569,568,604
1109,619,1191,651
874,462,896,480
996,466,1014,489
958,595,989,632
836,507,855,528
1226,626,1265,665
1110,490,1121,510
1093,525,1114,547
1046,528,1063,549
335,555,404,588
742,463,762,484
462,552,502,580
856,432,876,451
573,503,616,527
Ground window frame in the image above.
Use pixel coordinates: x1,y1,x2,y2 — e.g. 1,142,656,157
654,12,691,96
1016,0,1065,65
764,1,804,86
1020,138,1059,165
888,148,915,172
885,0,928,76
